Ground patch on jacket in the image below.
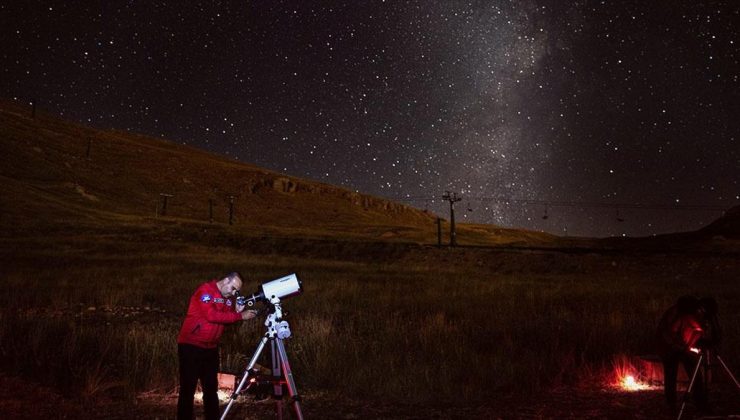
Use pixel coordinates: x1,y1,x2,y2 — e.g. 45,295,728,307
200,294,212,303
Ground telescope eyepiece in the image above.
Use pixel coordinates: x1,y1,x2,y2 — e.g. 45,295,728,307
234,290,255,306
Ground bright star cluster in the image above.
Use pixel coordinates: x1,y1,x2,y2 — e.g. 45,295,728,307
1,1,737,237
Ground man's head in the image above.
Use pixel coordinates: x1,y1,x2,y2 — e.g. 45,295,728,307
217,272,243,298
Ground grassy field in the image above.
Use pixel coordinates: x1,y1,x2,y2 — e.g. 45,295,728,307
2,221,738,408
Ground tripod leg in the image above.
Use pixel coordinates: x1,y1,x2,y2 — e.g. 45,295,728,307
272,340,284,420
220,335,270,420
275,339,304,420
716,355,740,391
677,354,703,420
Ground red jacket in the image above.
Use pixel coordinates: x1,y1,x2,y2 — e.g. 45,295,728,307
656,305,704,355
178,280,242,349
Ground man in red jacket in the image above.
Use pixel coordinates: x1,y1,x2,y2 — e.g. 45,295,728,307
177,272,258,420
656,295,709,412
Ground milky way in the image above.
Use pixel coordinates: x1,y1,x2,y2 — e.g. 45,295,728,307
2,1,738,237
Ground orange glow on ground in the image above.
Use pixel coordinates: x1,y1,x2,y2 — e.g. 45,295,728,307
194,389,232,403
620,374,652,391
610,354,660,392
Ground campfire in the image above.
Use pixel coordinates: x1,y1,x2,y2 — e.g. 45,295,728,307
611,354,661,391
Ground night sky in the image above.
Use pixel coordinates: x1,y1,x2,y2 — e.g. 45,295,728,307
2,1,738,237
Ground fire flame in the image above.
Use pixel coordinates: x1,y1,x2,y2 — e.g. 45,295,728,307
620,374,651,391
611,354,658,391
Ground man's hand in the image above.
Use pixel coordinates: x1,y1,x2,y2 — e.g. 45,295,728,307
241,310,258,320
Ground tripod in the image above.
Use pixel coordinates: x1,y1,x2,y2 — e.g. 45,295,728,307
220,297,304,420
677,349,740,420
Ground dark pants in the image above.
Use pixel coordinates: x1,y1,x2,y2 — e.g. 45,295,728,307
662,351,709,410
177,344,220,420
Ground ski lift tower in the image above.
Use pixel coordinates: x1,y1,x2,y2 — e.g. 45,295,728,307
442,191,462,247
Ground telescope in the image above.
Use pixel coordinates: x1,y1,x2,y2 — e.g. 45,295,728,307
221,273,305,420
235,273,302,307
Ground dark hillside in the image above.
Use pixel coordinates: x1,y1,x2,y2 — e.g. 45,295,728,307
698,205,740,239
0,100,567,247
0,101,435,237
2,99,735,252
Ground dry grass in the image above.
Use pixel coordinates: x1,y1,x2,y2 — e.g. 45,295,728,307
1,229,738,406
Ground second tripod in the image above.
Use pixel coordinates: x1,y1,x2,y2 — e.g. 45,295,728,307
677,349,740,420
220,297,304,420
